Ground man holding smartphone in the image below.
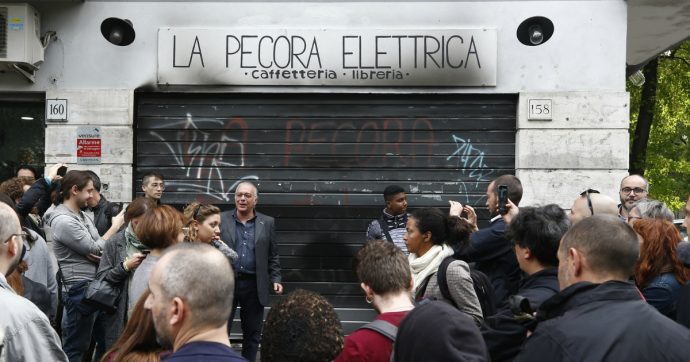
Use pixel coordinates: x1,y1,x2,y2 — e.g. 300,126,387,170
454,175,523,307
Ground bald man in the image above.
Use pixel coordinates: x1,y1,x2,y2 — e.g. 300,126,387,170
144,243,243,361
569,190,619,225
618,175,649,219
515,215,690,361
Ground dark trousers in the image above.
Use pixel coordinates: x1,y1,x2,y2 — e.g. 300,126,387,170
61,281,108,362
62,294,97,362
229,275,264,362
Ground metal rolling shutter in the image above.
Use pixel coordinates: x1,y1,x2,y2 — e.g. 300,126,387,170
134,92,516,334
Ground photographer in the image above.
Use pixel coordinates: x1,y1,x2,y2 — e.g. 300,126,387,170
453,175,523,307
84,171,124,236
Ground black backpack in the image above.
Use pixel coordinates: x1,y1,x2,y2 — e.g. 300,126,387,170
436,256,497,319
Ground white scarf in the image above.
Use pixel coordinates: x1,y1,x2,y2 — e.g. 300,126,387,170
409,244,455,294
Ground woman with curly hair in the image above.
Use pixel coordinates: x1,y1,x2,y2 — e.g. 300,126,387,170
633,219,690,318
182,202,238,262
261,289,343,362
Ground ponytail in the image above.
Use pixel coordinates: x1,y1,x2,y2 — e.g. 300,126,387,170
411,207,473,247
445,216,473,248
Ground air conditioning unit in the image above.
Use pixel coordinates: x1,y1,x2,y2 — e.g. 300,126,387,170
0,3,44,71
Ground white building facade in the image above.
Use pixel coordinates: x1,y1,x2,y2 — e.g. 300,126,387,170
1,0,639,332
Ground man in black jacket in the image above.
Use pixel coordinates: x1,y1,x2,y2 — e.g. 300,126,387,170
515,215,690,361
454,174,522,306
481,204,568,362
84,171,123,236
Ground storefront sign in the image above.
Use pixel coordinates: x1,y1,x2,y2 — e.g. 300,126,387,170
76,127,102,164
158,28,496,86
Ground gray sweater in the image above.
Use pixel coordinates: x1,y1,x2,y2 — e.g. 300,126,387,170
45,204,106,288
129,254,159,312
422,259,484,324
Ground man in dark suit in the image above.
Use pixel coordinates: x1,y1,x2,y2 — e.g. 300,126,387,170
220,181,283,361
454,174,523,307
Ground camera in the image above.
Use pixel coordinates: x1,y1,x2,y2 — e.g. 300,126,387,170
508,295,535,322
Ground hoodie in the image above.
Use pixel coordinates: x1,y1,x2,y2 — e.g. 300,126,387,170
45,204,106,288
394,301,489,362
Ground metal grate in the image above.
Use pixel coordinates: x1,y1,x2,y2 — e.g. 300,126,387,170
0,7,7,59
135,92,517,334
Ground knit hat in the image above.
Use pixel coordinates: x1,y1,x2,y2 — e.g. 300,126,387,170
394,301,489,362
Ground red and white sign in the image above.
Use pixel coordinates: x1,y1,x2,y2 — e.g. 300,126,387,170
76,127,102,164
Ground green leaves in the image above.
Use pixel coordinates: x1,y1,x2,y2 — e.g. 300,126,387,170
628,39,690,212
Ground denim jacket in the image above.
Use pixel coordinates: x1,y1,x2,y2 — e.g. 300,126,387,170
642,272,683,318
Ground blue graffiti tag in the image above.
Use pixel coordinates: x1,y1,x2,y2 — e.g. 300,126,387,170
446,135,494,204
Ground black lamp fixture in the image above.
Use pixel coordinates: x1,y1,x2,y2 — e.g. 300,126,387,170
100,17,135,46
517,16,554,46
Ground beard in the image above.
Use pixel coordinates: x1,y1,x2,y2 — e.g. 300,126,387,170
622,198,636,211
153,308,174,350
155,332,173,351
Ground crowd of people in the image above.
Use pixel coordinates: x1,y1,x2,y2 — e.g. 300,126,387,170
0,166,281,361
1,163,690,361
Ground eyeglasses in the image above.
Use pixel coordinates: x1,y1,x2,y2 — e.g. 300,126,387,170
5,232,28,262
621,187,646,194
4,232,28,244
580,189,600,216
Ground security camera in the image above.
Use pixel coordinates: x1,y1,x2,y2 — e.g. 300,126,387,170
517,17,554,46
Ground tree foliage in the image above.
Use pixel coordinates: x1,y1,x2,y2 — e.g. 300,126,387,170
628,38,690,212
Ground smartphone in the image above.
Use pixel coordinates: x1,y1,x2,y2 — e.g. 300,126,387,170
57,166,68,177
141,250,151,255
498,185,508,215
